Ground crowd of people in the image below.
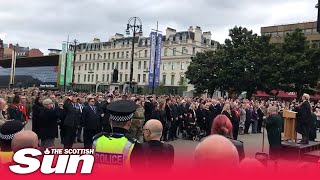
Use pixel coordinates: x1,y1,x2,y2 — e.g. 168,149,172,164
0,88,319,170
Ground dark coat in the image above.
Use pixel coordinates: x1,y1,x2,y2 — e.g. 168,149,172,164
144,101,153,121
297,101,312,126
8,104,26,122
309,112,317,141
38,108,59,139
265,114,282,147
81,105,102,131
63,100,81,128
229,138,245,161
32,103,44,137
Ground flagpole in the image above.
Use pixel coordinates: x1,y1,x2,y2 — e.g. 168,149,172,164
64,35,69,93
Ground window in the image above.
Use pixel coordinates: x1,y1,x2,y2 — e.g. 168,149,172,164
84,74,86,82
125,62,128,69
92,63,95,70
145,50,148,57
172,62,175,70
89,63,91,70
113,52,115,59
126,51,129,58
93,54,96,60
107,74,110,82
112,62,114,69
86,54,88,60
97,63,99,70
164,48,167,56
180,76,184,85
120,74,123,82
305,29,312,35
85,64,87,71
102,74,105,82
116,62,119,69
181,62,185,70
193,47,196,55
121,62,123,70
88,74,90,82
173,48,176,56
171,75,175,85
107,63,110,70
97,53,100,60
182,47,186,55
90,54,92,60
122,52,124,58
78,66,81,71
108,53,111,59
117,52,120,59
103,63,106,70
78,75,80,83
143,74,146,83
143,61,147,69
138,61,141,69
125,74,128,81
96,74,98,82
79,55,81,61
162,75,166,85
137,74,141,82
139,51,141,58
163,63,167,70
104,53,106,59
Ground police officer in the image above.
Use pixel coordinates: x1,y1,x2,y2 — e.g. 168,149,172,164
92,100,142,169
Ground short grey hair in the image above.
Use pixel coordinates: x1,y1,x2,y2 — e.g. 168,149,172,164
303,93,310,100
268,106,278,114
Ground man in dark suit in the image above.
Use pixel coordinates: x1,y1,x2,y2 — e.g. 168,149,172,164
297,94,312,144
144,96,153,123
81,98,102,149
257,105,264,133
244,104,252,134
265,106,282,160
169,98,179,140
62,95,81,149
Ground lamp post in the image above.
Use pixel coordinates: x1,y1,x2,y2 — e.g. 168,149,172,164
125,17,143,93
316,0,320,32
70,39,79,91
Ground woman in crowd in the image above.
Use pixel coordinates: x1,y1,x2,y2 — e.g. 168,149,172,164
211,114,245,161
158,101,169,141
251,106,258,134
222,103,239,140
32,97,43,139
239,104,246,135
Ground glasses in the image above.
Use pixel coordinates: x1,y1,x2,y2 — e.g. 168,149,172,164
89,101,95,102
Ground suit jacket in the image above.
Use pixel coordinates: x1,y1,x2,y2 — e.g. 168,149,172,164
81,105,102,130
63,100,81,128
297,101,311,126
228,138,245,161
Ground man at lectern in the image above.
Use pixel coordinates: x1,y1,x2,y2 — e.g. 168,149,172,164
296,94,312,144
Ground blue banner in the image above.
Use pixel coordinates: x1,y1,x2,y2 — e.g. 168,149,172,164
148,32,157,88
154,34,162,87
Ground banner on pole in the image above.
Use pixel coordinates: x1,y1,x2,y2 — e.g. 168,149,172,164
154,34,162,87
59,43,66,86
148,32,157,88
66,50,73,85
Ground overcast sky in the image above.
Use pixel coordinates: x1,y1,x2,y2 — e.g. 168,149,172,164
0,0,317,54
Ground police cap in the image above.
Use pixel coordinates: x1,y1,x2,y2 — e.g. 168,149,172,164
107,100,137,122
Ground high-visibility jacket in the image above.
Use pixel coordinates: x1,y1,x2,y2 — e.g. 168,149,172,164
93,133,136,168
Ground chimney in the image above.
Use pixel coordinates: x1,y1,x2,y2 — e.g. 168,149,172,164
188,26,194,32
166,27,176,38
194,26,202,43
203,31,212,40
93,38,101,43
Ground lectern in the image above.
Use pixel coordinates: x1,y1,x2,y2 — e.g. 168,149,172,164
282,110,297,142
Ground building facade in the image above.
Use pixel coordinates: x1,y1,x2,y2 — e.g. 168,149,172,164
261,21,320,46
73,26,219,94
0,43,43,60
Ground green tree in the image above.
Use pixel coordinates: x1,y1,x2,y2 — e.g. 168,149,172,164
278,29,320,99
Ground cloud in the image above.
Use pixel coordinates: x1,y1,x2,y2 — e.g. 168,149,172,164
0,0,317,53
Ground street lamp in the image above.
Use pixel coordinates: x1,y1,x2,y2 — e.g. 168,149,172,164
316,0,320,32
125,17,143,93
9,44,18,89
70,39,79,91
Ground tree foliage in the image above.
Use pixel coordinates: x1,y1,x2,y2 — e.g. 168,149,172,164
186,27,320,98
